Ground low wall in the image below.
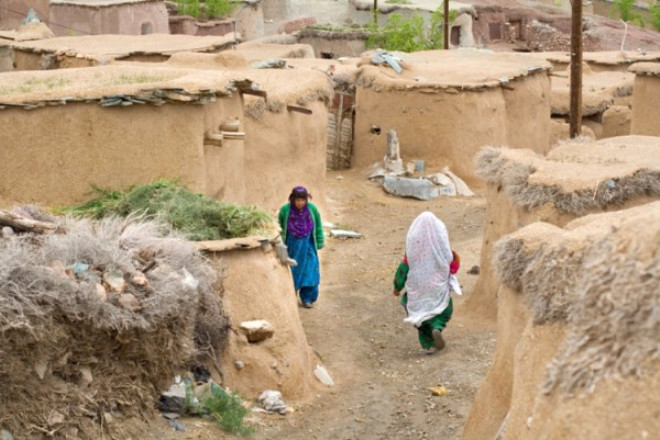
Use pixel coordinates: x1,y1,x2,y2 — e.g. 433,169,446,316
0,95,244,205
353,63,551,184
463,203,660,439
631,66,660,136
206,242,320,400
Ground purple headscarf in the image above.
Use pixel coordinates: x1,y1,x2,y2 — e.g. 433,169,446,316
287,186,314,238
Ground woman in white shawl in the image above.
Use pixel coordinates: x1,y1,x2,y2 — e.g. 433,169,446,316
393,212,462,354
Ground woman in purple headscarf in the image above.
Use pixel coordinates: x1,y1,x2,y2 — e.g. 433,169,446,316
278,186,325,308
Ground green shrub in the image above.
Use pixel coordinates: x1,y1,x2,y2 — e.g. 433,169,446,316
650,2,660,31
60,179,275,241
178,0,201,18
205,0,235,19
366,7,457,52
183,380,254,436
610,0,644,26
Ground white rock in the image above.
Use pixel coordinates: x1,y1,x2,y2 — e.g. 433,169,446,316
239,320,275,343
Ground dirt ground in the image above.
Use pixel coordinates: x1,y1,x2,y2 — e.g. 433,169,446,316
147,166,494,439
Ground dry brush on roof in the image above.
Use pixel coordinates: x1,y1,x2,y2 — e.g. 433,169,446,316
493,203,660,396
475,145,660,216
243,82,332,120
0,214,229,438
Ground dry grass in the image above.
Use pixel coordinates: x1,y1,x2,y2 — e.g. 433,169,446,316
475,146,660,216
493,203,660,396
0,215,229,438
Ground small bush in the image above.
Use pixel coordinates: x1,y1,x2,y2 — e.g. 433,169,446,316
650,2,660,31
610,0,644,26
184,380,254,436
205,0,235,19
366,7,457,52
60,179,275,241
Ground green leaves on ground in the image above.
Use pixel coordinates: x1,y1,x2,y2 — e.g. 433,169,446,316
60,179,275,241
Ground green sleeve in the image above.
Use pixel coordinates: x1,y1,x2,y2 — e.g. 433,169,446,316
278,204,289,240
393,261,409,291
309,203,325,250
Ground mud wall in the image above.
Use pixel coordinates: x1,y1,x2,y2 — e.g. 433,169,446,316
233,3,264,42
48,1,169,36
242,100,329,214
297,33,367,58
210,246,320,400
0,0,49,29
353,71,550,183
0,96,245,205
261,0,290,21
464,204,660,439
631,74,660,136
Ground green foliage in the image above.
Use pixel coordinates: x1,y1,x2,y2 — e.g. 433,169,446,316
650,2,660,31
177,0,234,19
205,0,235,19
385,0,412,4
178,0,201,18
610,0,645,26
183,380,254,436
203,386,255,435
367,13,426,52
366,7,458,53
60,179,275,241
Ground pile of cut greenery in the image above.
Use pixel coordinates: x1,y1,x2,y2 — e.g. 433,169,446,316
61,179,275,241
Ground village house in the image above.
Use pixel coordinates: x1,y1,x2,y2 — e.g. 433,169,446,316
0,0,169,36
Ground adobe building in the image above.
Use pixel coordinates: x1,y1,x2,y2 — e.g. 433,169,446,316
0,0,169,37
2,33,234,70
0,64,249,206
462,136,660,439
352,50,552,183
630,62,660,137
349,0,476,48
463,201,660,440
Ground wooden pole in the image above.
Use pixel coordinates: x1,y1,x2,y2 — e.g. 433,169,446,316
443,0,449,50
373,0,378,27
569,0,583,138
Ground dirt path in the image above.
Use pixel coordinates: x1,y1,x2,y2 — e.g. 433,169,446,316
252,168,495,440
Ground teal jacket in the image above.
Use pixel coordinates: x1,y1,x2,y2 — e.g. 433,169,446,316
278,202,324,250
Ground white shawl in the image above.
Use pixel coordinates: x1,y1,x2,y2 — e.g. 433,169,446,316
403,212,462,327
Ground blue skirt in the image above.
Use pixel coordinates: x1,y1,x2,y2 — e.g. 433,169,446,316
286,233,320,291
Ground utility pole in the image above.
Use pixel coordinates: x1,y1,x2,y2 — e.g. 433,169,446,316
443,0,449,49
569,0,583,138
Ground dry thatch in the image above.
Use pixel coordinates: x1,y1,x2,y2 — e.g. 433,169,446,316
0,215,228,438
493,202,660,396
475,144,660,216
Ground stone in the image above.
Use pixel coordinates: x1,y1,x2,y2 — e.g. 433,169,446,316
131,272,148,286
118,293,141,312
239,320,275,343
103,269,126,293
382,176,440,201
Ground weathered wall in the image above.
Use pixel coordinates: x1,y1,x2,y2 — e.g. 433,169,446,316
261,0,289,21
0,45,13,71
297,33,367,58
631,75,660,136
242,100,329,214
465,203,660,439
0,96,244,205
0,0,49,29
353,71,550,184
233,2,264,42
48,1,169,37
210,246,320,400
